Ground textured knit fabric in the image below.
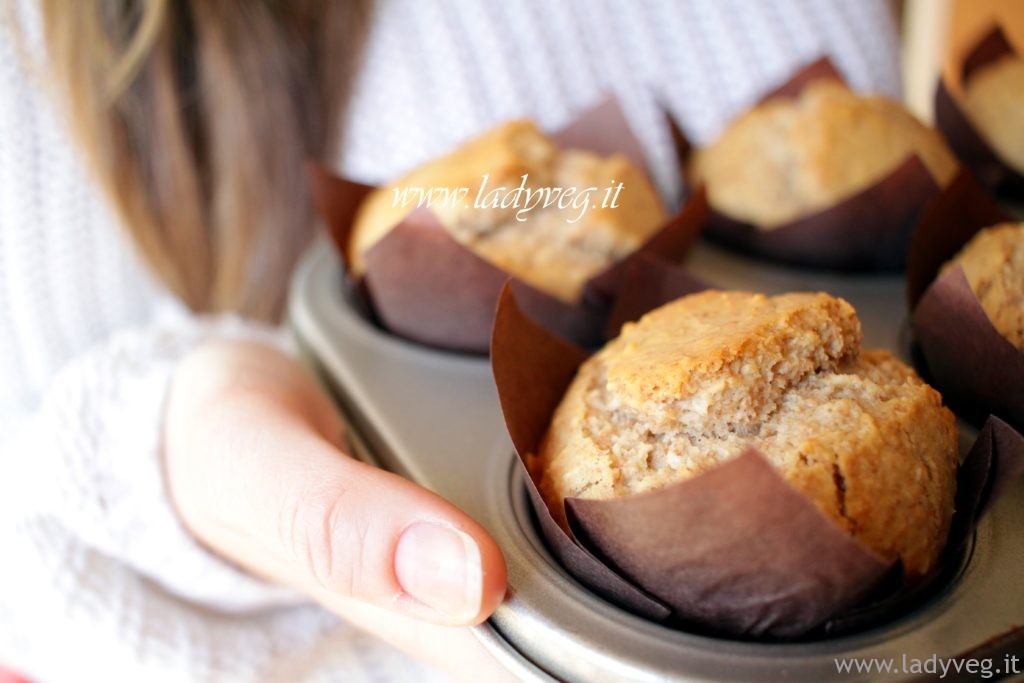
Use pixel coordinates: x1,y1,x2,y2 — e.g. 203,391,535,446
0,1,902,681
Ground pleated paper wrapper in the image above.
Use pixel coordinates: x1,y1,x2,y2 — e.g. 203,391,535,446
934,25,1024,201
680,57,944,271
908,169,1024,433
492,258,1024,639
309,96,707,354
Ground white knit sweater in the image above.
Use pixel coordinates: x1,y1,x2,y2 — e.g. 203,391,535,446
0,1,902,681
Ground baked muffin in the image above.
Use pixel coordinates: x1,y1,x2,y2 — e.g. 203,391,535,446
533,290,958,576
690,81,958,227
350,120,666,302
944,223,1024,351
962,55,1024,174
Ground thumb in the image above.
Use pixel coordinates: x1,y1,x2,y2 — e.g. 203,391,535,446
166,363,507,626
272,434,508,625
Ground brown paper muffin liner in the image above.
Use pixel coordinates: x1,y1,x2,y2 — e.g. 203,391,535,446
491,269,1024,639
680,57,943,271
934,25,1024,200
308,96,708,354
908,169,1022,431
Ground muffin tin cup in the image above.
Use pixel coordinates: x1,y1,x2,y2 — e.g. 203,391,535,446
307,95,708,355
290,239,1024,680
681,57,943,271
906,169,1024,434
490,265,1024,640
934,25,1024,201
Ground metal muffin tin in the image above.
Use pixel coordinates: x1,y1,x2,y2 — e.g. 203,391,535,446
288,239,1024,682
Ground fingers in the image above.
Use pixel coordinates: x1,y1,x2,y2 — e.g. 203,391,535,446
165,341,507,626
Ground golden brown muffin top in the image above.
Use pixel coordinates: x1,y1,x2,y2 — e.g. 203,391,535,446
945,222,1024,351
350,120,666,302
604,291,861,414
535,290,958,576
690,80,958,227
963,55,1024,174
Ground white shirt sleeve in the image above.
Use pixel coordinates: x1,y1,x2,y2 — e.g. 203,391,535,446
6,309,301,611
0,308,448,682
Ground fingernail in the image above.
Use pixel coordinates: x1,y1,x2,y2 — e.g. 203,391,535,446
394,522,482,621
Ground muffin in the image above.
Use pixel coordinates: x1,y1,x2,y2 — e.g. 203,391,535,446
350,120,666,302
691,81,958,227
962,55,1024,174
533,290,958,576
944,223,1024,351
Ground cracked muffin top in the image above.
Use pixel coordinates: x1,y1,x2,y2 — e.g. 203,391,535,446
944,223,1024,351
349,120,666,302
533,290,958,576
689,80,957,228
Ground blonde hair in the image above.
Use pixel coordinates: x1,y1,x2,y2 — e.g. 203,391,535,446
35,0,364,320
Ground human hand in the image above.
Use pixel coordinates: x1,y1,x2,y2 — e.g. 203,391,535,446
164,340,512,680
